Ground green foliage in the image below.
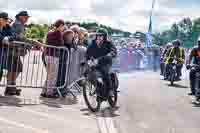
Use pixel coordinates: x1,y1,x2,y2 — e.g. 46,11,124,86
25,22,132,40
25,23,49,41
153,17,200,48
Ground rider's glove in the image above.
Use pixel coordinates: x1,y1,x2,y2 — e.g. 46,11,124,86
2,37,10,45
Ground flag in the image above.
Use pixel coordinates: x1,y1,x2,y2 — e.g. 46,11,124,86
145,0,155,48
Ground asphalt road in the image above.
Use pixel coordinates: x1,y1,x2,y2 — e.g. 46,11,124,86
114,71,200,133
0,69,199,133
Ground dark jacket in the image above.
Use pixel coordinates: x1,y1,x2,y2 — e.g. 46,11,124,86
86,40,117,60
0,25,16,52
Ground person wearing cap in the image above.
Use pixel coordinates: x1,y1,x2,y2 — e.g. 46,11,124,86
164,39,185,80
41,19,66,98
5,11,30,95
187,37,200,96
0,12,24,95
12,11,30,41
5,11,43,96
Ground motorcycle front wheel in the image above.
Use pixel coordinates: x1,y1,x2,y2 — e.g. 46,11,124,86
83,79,101,112
108,73,119,108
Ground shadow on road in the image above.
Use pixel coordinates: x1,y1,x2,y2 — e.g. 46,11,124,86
0,96,36,107
0,95,78,108
80,106,120,118
40,96,78,108
191,101,200,107
166,83,188,88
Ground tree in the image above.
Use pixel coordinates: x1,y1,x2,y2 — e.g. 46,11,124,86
25,21,133,40
192,18,200,46
152,17,200,48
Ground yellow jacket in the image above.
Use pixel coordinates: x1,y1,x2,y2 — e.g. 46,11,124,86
164,47,185,64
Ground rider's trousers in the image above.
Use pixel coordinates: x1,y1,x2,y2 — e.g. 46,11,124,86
189,69,200,95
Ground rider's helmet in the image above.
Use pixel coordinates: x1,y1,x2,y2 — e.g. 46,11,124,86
95,28,108,40
172,39,181,47
165,42,172,49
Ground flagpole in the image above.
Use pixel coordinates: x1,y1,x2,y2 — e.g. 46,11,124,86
145,0,155,48
150,0,155,16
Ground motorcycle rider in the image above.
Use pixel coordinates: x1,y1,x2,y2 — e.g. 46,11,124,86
160,43,173,76
187,37,200,96
164,40,185,80
86,28,117,98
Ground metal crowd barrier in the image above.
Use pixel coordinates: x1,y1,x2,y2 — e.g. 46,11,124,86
0,41,72,98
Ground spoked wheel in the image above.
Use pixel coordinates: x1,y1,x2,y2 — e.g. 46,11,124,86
108,73,119,108
83,80,101,112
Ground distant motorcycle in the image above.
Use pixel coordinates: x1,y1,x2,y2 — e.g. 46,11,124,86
166,58,180,86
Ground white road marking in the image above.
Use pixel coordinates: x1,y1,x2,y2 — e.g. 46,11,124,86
97,117,108,133
96,103,118,133
97,116,118,133
104,117,118,133
138,122,149,129
0,116,49,133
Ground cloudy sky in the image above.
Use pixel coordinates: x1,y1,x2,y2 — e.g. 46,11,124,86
0,0,199,33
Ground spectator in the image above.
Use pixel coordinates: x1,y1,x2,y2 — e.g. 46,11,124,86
41,19,65,98
135,44,144,70
56,29,75,93
65,21,72,29
70,25,80,45
12,11,30,41
78,27,88,47
0,12,22,96
3,11,32,96
131,44,137,69
152,45,160,72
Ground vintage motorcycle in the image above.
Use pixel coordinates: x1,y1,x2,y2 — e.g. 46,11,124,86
80,56,119,112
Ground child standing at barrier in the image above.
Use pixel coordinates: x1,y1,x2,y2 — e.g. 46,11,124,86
41,19,66,98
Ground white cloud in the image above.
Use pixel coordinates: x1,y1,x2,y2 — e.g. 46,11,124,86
0,0,199,33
